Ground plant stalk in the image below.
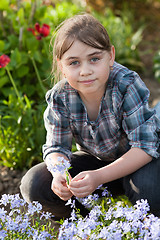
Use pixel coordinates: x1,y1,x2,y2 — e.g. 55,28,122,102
6,66,21,100
30,57,46,95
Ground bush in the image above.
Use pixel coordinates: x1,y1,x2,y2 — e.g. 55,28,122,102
93,9,144,70
0,94,46,169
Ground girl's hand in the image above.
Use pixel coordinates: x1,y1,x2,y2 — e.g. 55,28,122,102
68,170,99,198
51,172,73,201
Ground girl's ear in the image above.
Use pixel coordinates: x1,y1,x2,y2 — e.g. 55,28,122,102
109,45,115,67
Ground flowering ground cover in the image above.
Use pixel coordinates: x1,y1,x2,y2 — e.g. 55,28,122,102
0,194,57,239
58,188,160,240
0,188,160,239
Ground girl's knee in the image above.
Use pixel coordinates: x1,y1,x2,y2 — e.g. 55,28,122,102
20,162,50,203
20,171,33,203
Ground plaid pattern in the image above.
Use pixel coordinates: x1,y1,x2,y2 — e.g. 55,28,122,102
43,62,160,161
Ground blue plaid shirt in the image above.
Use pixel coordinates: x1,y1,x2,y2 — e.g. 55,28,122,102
43,62,160,162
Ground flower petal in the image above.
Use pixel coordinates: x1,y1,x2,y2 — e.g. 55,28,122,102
41,23,50,37
0,54,10,68
27,28,36,36
35,23,41,33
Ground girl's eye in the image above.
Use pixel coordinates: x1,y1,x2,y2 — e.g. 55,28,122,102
70,61,79,66
90,57,100,63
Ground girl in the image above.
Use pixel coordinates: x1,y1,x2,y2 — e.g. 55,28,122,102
20,13,160,220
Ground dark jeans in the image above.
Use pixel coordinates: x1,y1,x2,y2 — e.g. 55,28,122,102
20,151,160,219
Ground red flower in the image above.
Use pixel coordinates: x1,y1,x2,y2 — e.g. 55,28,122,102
28,23,50,40
0,54,10,68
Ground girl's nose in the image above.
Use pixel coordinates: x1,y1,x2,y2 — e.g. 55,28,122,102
80,63,93,76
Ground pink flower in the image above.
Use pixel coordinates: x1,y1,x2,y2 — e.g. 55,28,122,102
28,23,50,40
0,55,10,68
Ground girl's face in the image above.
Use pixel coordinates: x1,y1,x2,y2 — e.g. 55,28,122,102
59,40,115,99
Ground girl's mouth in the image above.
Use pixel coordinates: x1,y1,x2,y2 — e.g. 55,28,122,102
79,79,96,84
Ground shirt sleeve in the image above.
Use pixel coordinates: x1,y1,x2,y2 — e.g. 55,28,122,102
121,72,160,158
42,89,73,160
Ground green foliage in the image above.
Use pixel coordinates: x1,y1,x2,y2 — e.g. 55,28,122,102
0,0,50,100
153,50,160,82
93,9,144,70
0,95,46,169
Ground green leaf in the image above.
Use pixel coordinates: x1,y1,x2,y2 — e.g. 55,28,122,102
33,51,42,63
24,95,32,109
0,40,5,52
17,65,29,77
26,37,39,52
1,86,15,97
0,0,9,10
17,8,25,25
20,52,29,65
8,35,19,49
0,68,5,76
10,48,21,67
0,76,9,88
22,84,35,97
131,26,144,48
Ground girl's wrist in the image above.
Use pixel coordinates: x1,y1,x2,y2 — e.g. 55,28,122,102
93,168,107,186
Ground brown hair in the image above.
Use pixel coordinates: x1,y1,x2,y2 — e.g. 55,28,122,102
51,13,112,83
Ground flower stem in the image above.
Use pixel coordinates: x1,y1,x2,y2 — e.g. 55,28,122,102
66,170,70,185
30,57,46,95
6,66,21,100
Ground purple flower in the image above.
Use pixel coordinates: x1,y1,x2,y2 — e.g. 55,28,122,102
96,184,103,189
113,203,125,218
135,199,150,216
58,221,77,239
77,193,100,209
0,208,7,222
89,205,102,219
121,221,131,233
47,156,71,175
69,209,77,221
0,194,25,209
0,194,12,206
40,211,53,220
0,229,7,238
65,199,76,209
27,201,42,215
102,187,109,197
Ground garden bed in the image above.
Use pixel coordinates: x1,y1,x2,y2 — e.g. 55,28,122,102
0,165,27,196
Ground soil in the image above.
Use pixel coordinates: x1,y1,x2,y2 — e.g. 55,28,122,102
0,1,160,200
0,166,27,196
